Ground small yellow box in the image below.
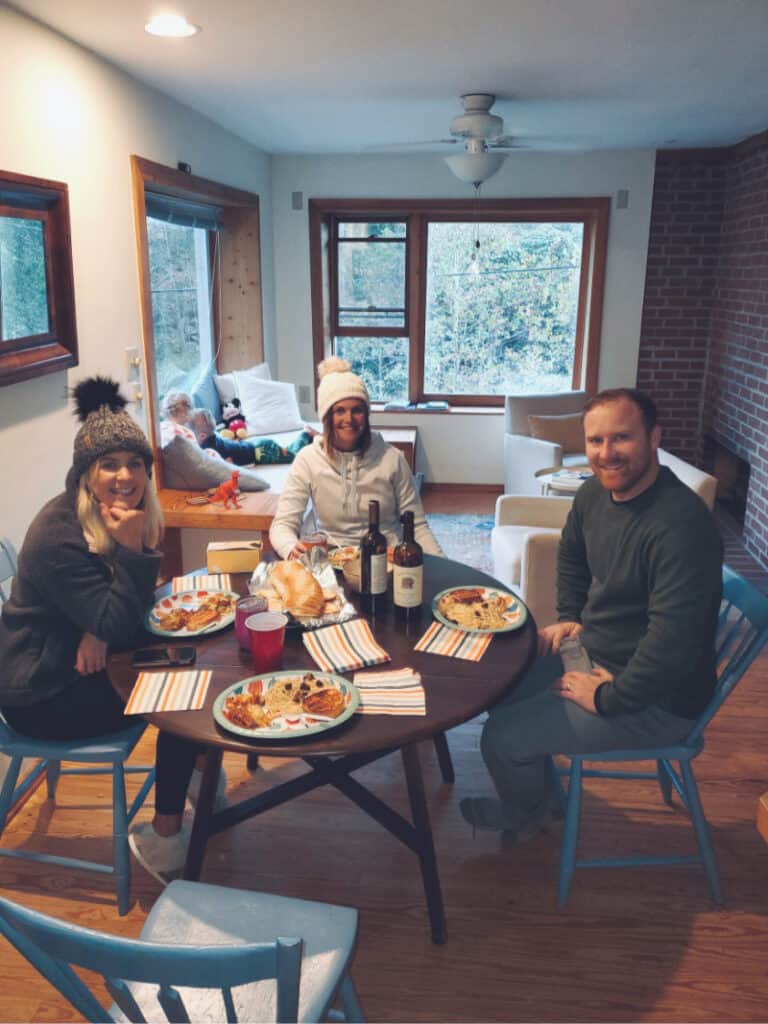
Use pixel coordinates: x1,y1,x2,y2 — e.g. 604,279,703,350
757,792,768,846
206,538,262,573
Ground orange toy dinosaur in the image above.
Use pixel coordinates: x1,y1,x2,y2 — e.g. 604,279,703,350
209,470,242,509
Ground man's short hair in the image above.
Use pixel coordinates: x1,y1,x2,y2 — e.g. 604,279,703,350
582,388,658,434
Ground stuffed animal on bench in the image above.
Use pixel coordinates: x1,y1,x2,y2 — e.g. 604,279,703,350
220,399,247,440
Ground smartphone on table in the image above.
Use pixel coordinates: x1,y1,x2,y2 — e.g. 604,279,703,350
131,646,196,669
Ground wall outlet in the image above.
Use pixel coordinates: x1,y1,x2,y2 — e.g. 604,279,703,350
298,384,311,403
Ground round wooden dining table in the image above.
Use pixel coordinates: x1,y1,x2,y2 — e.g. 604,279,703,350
109,555,537,944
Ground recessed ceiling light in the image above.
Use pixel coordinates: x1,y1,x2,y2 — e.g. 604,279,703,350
145,13,200,38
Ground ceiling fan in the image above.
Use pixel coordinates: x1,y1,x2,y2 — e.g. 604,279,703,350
440,93,525,185
367,93,531,185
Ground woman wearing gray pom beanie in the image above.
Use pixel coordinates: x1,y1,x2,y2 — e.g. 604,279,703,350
0,377,207,886
270,357,442,559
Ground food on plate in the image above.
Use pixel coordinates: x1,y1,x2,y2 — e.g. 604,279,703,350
221,672,346,729
270,560,325,617
155,592,236,633
437,589,513,631
221,691,268,729
329,546,358,569
302,687,345,718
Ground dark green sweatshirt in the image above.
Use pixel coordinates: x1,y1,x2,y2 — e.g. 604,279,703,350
557,466,722,718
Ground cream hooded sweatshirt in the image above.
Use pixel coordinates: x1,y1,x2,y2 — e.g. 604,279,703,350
269,432,443,559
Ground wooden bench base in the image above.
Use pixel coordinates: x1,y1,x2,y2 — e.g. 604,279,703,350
158,488,280,579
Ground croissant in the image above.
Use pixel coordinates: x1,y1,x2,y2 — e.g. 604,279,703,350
270,560,325,617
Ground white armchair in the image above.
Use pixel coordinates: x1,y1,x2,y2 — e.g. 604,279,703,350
491,494,573,628
503,391,587,496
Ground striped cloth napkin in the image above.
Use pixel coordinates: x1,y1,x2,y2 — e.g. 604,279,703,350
353,667,425,716
124,670,212,714
415,621,493,661
302,617,391,673
172,574,232,593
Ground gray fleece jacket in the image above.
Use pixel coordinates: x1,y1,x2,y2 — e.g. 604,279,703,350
0,469,161,707
269,432,442,559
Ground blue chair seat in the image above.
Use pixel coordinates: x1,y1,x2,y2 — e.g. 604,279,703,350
0,536,155,915
0,880,364,1022
555,567,768,908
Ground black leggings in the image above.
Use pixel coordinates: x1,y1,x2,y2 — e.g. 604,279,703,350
1,671,201,815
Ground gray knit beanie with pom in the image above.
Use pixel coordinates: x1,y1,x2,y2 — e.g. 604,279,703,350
72,376,154,479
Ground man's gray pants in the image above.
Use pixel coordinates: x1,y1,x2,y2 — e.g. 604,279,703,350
480,654,695,829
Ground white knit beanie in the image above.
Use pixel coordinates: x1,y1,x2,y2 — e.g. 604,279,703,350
316,357,370,420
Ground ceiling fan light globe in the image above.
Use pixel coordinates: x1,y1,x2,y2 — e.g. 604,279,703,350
445,152,505,185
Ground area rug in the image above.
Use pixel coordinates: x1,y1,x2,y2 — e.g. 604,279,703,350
425,513,495,576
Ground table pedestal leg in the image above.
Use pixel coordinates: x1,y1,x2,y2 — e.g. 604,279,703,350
432,731,454,783
401,742,446,944
182,747,222,881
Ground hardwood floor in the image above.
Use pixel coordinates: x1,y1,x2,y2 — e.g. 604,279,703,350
1,486,767,1022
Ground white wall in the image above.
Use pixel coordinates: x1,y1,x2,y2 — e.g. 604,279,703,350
0,7,274,551
270,151,656,483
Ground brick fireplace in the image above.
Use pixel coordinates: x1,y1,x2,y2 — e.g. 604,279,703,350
637,132,768,568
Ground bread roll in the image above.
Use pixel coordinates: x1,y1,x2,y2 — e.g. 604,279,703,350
270,560,325,617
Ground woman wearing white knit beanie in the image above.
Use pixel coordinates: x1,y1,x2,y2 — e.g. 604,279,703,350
270,357,442,559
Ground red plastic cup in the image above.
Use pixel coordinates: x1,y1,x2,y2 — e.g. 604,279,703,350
246,612,288,673
235,596,268,650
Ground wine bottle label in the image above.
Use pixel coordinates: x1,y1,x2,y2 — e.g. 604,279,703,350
369,553,388,594
393,565,423,607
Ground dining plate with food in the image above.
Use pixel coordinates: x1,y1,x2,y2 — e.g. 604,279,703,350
328,546,359,570
213,670,359,739
431,585,527,634
147,589,238,637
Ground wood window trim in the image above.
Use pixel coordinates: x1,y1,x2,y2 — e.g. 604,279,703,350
130,156,264,488
309,196,609,406
0,169,78,387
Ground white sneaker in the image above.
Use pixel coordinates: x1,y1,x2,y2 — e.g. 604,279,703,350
128,821,191,886
186,767,229,812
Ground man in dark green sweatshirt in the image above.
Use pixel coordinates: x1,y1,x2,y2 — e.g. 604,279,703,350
461,388,723,837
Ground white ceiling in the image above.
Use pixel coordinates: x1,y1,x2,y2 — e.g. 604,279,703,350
10,0,768,155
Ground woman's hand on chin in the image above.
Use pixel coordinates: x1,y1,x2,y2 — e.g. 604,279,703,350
99,502,145,551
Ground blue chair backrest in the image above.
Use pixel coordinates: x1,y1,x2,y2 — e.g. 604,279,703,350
0,537,17,604
687,567,768,744
0,894,302,1023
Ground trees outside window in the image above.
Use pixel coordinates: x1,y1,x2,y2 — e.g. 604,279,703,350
310,198,608,406
146,218,214,397
0,170,78,386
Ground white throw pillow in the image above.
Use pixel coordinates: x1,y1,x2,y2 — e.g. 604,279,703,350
235,376,303,435
213,362,271,406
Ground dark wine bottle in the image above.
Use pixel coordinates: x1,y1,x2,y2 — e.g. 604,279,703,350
360,499,388,598
393,511,423,609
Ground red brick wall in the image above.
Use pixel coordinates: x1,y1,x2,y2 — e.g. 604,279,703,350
637,134,768,567
637,152,726,462
703,136,768,565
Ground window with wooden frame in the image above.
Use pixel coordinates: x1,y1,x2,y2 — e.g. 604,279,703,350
0,170,78,386
131,156,264,485
310,197,609,407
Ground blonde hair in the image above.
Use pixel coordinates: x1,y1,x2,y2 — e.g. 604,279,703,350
76,461,163,558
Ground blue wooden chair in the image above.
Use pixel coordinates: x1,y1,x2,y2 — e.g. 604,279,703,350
556,566,768,907
0,879,364,1022
0,537,155,915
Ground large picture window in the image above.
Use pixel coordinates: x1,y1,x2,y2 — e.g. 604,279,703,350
131,156,263,486
310,198,609,406
0,170,78,386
